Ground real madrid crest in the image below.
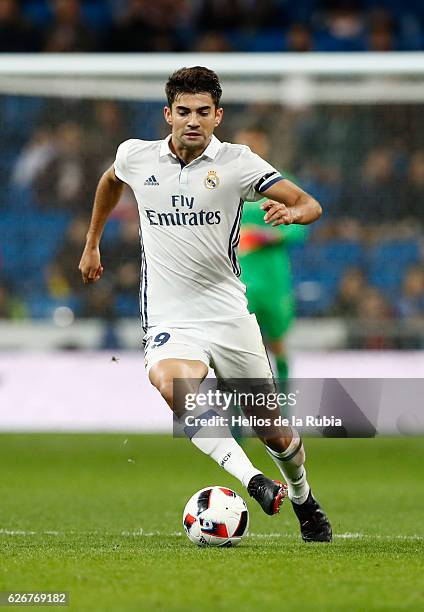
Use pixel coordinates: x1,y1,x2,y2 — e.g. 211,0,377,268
204,170,220,190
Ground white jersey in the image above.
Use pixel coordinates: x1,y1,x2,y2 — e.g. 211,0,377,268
113,134,283,330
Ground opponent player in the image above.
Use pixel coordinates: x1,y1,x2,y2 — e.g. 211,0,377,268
236,126,308,392
79,67,332,542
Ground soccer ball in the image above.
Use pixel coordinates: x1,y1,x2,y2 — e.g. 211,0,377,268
182,486,249,547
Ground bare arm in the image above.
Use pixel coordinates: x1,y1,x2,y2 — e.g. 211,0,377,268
78,166,124,284
260,178,322,226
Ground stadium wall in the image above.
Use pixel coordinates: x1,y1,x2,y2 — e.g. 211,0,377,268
0,351,422,434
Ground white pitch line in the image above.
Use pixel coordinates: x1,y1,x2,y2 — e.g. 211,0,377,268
0,529,36,535
0,529,422,541
334,533,424,541
248,533,424,541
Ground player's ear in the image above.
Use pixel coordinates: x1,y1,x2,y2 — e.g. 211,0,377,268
214,107,224,128
164,106,173,126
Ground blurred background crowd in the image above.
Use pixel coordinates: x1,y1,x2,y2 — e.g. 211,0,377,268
0,0,424,53
0,0,423,349
1,97,424,347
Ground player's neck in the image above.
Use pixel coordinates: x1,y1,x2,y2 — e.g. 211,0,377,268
170,136,210,165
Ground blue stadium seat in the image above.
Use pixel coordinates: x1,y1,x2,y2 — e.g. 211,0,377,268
3,186,38,211
364,0,424,19
315,32,367,52
241,29,285,52
0,210,71,291
289,241,363,315
0,241,27,270
128,101,165,140
101,218,121,244
115,294,139,317
290,241,362,279
22,1,52,27
287,0,320,24
82,1,113,31
26,295,82,319
0,97,43,137
367,240,420,296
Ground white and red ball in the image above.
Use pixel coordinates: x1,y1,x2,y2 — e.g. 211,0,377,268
183,486,249,547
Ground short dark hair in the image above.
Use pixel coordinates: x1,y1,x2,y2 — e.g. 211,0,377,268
165,66,222,108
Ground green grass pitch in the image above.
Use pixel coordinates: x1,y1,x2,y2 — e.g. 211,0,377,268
0,434,423,611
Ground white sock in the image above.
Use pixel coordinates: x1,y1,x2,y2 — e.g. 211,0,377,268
192,435,261,487
266,429,310,504
184,410,261,487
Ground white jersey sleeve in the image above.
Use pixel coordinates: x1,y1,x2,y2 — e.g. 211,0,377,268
238,146,284,201
113,139,140,183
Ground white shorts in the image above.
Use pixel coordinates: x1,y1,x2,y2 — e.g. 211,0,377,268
143,313,273,380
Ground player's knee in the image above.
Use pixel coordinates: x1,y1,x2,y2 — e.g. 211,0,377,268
149,359,207,412
158,379,174,406
149,367,174,406
269,338,286,356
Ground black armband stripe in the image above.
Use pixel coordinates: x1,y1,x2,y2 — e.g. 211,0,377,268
254,171,278,192
257,175,284,193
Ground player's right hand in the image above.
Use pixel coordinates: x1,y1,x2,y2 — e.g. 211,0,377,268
261,199,294,226
78,246,104,284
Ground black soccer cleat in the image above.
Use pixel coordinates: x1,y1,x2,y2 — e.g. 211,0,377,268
247,474,288,516
291,489,332,542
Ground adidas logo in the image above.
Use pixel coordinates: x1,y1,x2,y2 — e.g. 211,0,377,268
144,175,159,186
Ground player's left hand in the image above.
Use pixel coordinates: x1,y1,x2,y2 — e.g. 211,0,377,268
261,199,294,226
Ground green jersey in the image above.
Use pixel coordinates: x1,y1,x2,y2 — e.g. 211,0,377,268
238,190,308,339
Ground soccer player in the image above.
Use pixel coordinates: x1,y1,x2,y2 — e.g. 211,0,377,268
79,67,332,542
235,126,308,391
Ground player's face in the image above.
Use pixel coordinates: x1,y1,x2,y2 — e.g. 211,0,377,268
164,93,223,152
